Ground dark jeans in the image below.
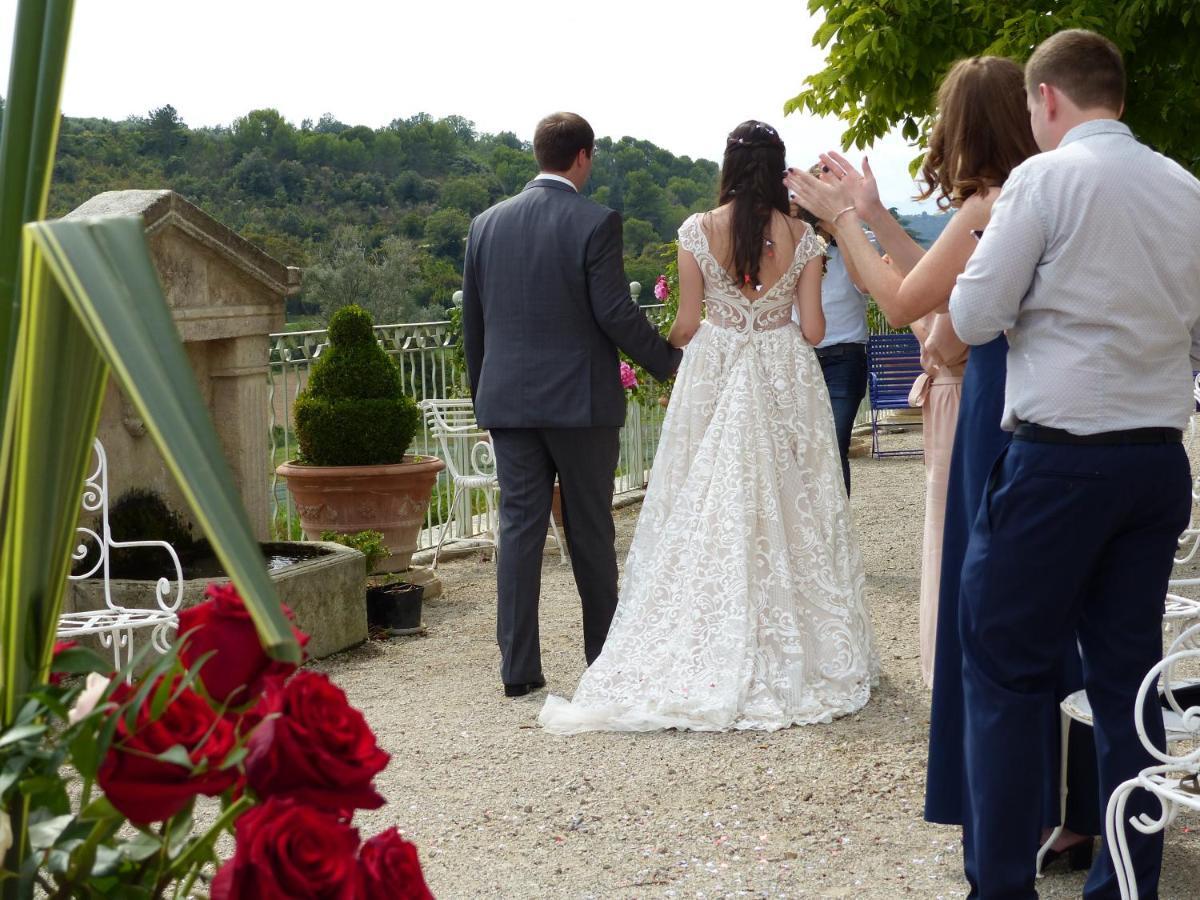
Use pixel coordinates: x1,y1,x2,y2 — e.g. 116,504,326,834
816,343,868,494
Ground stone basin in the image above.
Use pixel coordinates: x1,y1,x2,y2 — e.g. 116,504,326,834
63,541,367,661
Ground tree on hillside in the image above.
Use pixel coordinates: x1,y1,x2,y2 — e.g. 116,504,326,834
231,108,298,161
622,218,659,257
439,175,492,216
303,226,423,324
788,0,1200,172
422,208,471,265
143,104,187,157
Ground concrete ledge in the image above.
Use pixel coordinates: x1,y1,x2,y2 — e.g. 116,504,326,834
64,541,367,663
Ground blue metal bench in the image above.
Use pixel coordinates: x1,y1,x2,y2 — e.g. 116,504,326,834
867,333,924,459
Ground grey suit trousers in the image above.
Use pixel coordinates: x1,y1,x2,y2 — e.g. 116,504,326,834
490,427,621,685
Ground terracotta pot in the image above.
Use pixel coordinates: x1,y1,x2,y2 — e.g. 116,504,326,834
551,482,563,528
276,456,446,573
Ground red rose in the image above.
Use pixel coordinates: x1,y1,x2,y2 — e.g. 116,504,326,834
49,641,78,686
179,583,310,707
212,797,360,900
358,828,435,900
97,676,238,824
245,671,389,814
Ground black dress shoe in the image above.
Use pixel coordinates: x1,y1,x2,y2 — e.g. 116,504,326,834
1042,837,1095,872
504,679,546,698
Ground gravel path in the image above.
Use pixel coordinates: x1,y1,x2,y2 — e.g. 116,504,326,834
314,435,1200,899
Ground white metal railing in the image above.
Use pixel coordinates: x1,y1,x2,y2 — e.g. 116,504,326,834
268,295,671,550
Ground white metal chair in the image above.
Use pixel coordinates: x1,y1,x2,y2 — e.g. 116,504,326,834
1104,621,1200,898
1036,593,1200,874
1175,374,1200,563
419,399,566,568
59,439,182,677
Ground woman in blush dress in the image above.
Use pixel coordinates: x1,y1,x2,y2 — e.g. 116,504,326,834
908,311,967,688
788,56,1098,883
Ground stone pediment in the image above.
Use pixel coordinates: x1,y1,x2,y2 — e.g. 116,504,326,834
66,189,299,342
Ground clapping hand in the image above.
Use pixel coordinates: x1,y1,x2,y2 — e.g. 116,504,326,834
785,152,883,228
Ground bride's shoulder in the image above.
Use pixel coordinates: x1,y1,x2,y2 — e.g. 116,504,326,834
781,213,814,240
678,210,717,251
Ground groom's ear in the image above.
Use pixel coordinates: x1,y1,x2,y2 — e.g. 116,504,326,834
1038,83,1057,119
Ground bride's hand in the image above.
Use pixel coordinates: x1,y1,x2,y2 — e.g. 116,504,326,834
817,152,884,221
784,167,854,226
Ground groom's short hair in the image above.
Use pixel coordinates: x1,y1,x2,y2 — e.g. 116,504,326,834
1026,29,1125,113
534,113,594,172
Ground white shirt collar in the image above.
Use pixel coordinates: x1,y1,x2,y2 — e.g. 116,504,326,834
534,172,578,192
1059,118,1131,148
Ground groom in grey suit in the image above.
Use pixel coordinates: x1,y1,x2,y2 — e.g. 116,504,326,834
462,112,682,697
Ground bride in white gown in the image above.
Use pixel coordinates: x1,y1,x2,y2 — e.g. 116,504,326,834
539,121,877,734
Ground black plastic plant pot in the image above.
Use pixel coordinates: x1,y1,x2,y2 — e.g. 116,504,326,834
366,581,424,635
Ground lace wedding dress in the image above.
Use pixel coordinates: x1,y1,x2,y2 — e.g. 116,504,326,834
538,214,878,734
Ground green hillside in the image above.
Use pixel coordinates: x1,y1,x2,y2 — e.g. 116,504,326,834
4,101,719,325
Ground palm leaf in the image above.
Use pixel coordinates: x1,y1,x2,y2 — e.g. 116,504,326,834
0,0,74,419
0,232,107,721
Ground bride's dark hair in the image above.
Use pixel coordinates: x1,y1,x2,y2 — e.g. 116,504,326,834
718,120,789,288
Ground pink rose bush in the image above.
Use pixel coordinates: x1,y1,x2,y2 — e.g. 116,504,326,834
654,273,669,301
619,361,639,391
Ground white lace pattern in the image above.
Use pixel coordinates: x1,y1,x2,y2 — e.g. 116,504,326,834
539,214,878,734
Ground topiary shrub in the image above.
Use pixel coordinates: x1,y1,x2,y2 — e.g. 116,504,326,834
293,305,421,466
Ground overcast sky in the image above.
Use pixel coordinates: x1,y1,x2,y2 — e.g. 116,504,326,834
0,0,937,213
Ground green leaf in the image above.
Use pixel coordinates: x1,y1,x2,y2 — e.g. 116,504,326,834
149,671,175,721
119,830,163,863
0,0,74,417
49,645,111,677
0,723,45,748
154,744,193,769
165,805,195,858
16,774,62,796
219,746,248,771
90,844,122,878
79,795,119,822
27,813,73,851
68,725,101,780
0,754,29,795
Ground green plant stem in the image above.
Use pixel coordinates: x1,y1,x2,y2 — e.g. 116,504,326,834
162,795,252,887
59,813,122,893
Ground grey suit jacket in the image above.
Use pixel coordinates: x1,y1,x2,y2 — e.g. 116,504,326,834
461,178,682,429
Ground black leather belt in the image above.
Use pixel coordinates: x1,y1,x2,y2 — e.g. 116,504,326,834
814,343,866,358
1013,421,1182,445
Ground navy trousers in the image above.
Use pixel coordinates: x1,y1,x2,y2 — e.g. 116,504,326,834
816,343,868,495
959,435,1190,899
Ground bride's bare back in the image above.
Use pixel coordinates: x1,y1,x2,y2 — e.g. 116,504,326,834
699,205,816,299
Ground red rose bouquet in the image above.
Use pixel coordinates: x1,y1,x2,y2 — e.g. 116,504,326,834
0,584,434,898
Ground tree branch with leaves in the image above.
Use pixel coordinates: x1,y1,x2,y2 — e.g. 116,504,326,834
787,0,1200,173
